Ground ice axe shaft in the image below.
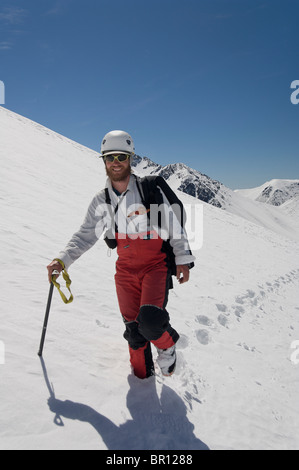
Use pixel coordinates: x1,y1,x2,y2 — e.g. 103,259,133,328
38,280,55,357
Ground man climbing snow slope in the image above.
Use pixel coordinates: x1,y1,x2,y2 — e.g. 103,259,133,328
47,130,195,379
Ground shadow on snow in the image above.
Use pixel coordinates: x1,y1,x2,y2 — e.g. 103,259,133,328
40,357,209,450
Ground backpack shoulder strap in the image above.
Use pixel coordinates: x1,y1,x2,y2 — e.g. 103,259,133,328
154,176,186,227
104,188,111,205
135,175,156,207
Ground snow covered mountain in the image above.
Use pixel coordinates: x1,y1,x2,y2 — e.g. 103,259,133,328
236,179,299,206
235,179,299,239
0,106,299,450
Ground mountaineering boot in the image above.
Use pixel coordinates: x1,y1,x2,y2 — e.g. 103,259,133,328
156,345,176,376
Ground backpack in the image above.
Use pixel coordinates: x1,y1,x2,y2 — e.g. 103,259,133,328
104,175,194,280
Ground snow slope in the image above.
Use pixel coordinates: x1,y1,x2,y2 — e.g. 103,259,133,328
0,106,299,450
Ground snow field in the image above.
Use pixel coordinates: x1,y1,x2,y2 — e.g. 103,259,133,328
0,106,298,450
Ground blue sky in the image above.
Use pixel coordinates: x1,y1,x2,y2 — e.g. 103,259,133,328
1,0,298,189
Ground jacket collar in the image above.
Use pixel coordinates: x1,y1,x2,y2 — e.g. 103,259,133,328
105,173,138,198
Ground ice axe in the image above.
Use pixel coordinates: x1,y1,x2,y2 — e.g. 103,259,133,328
38,264,73,357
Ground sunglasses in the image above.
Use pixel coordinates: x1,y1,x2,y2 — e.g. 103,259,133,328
103,154,131,163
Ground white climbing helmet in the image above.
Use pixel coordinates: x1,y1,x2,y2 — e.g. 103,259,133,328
100,130,135,156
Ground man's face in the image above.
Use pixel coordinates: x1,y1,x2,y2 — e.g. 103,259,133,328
105,155,131,182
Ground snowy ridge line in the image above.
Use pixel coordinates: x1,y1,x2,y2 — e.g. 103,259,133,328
0,106,99,156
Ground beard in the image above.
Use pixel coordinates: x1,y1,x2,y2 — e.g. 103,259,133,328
105,164,132,182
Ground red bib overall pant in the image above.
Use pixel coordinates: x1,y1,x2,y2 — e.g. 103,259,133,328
115,231,179,379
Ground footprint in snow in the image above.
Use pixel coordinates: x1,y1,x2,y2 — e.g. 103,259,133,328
96,319,109,329
195,329,211,345
234,305,245,318
217,314,229,328
216,304,228,313
216,304,230,327
176,334,189,350
195,315,214,327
